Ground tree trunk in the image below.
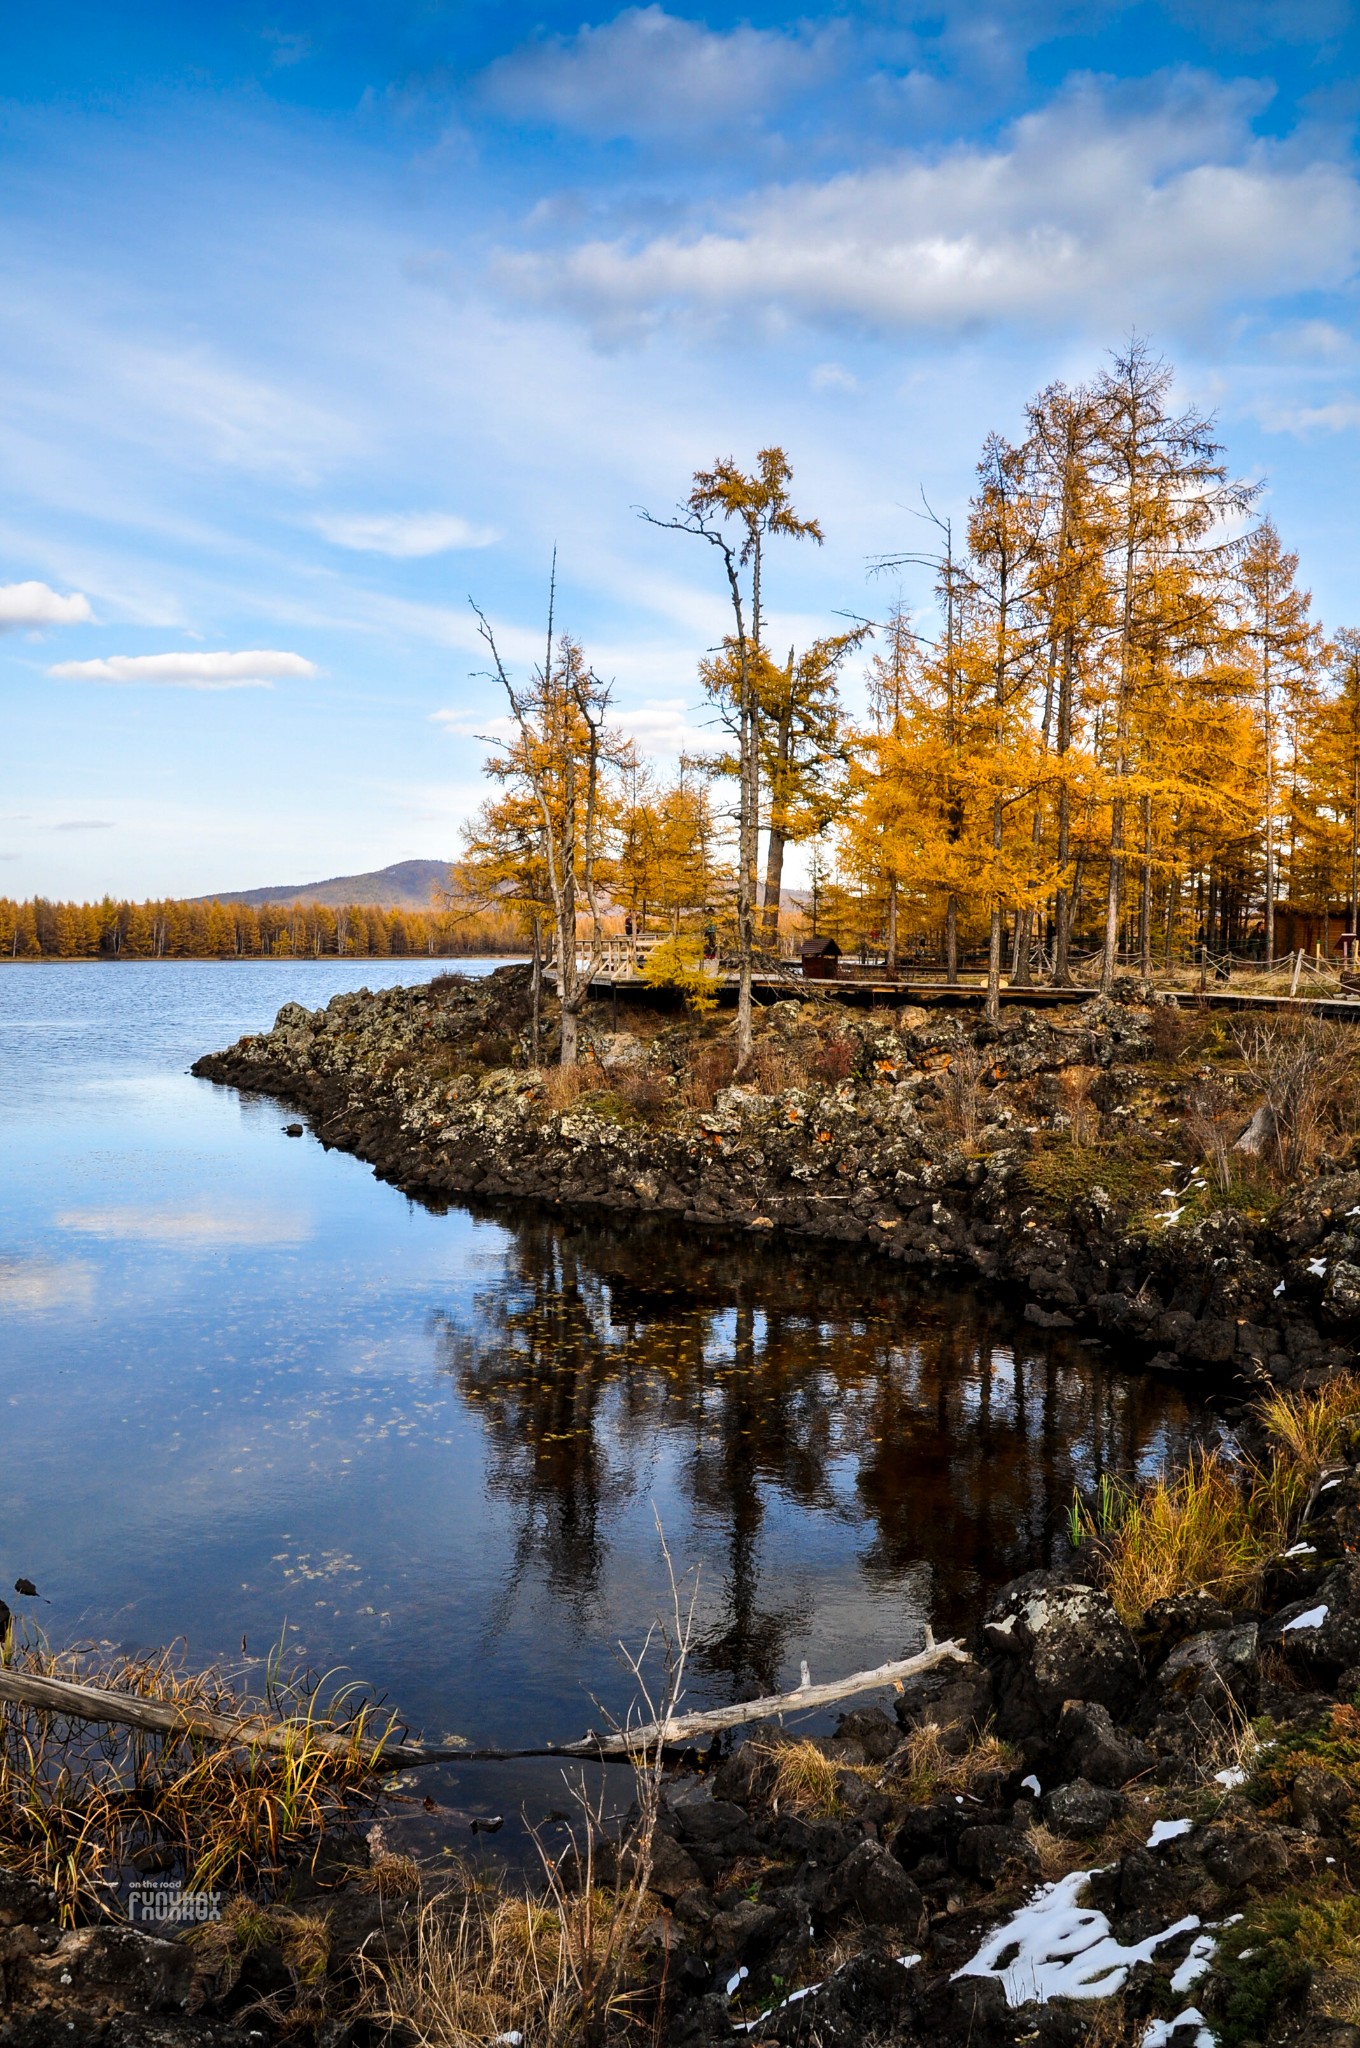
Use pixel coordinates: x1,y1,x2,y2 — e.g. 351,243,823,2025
1139,796,1153,978
986,906,1002,1024
946,895,959,984
1102,798,1124,990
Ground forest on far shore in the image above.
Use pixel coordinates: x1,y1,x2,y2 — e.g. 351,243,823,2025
0,893,522,960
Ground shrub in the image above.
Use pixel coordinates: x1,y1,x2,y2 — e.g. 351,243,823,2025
810,1033,857,1084
641,936,717,1015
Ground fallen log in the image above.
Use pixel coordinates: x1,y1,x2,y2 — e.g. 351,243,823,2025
0,1636,969,1769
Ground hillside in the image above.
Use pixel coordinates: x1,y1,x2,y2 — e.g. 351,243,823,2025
200,859,452,910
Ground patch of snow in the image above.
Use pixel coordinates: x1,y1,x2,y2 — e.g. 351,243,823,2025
1284,1542,1316,1556
1274,1282,1286,1297
1141,2011,1215,2048
1284,1604,1328,1631
1321,1476,1344,1490
897,1954,921,1968
1213,1766,1246,1789
1171,1931,1218,1992
1308,1256,1328,1277
1148,1818,1193,1847
725,1966,748,1999
1021,1773,1042,1797
953,1868,1200,2005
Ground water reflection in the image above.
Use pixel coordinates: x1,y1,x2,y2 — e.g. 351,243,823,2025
438,1211,1207,1702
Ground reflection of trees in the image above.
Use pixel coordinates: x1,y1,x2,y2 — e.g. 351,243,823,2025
435,1216,1207,1694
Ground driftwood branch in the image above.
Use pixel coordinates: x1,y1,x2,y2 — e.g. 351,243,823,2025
0,1638,969,1770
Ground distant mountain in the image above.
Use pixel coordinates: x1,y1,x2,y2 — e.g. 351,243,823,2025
201,860,454,910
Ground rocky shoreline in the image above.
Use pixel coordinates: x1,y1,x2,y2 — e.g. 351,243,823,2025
5,971,1360,2044
194,966,1360,1391
6,1497,1360,2046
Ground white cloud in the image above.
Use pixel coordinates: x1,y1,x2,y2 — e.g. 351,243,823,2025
493,73,1360,340
614,696,712,757
811,362,859,393
49,649,319,690
430,707,517,745
52,818,114,831
481,6,828,141
1255,394,1360,434
0,579,93,630
316,511,499,556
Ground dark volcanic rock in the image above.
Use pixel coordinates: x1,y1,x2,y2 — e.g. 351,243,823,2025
979,1571,1141,1736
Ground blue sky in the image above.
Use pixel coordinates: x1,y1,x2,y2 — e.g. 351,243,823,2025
3,0,1359,898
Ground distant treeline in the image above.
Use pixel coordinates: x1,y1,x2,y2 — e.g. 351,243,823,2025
0,896,524,960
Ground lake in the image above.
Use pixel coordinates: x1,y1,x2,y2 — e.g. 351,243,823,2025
0,960,1210,1852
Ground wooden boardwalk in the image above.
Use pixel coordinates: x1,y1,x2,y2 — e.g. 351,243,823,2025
575,969,1360,1020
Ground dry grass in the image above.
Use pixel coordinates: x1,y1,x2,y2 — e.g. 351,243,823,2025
1078,1374,1360,1626
0,1636,393,1923
191,1895,333,2022
892,1721,1013,1804
754,1737,854,1818
540,1063,597,1113
1234,1016,1360,1177
373,1875,586,2048
937,1045,985,1143
1257,1371,1360,1478
1075,1451,1301,1626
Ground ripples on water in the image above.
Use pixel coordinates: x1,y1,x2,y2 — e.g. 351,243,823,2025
0,961,1211,1839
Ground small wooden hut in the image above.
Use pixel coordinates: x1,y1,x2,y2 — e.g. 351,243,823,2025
800,936,841,980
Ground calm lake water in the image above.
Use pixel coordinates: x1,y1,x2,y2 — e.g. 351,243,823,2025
0,962,1211,1845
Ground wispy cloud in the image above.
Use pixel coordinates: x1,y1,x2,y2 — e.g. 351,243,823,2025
49,650,319,690
0,580,92,630
614,696,712,757
493,73,1360,341
315,511,499,556
480,5,832,142
430,707,516,744
52,819,114,831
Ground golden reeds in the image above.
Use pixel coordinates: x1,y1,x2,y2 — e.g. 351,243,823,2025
0,1636,391,1923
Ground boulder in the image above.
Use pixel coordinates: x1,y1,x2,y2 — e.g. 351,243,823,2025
832,1705,900,1763
821,1839,925,1932
1265,1560,1360,1677
1139,1592,1236,1663
955,1823,1039,1886
1156,1624,1260,1715
979,1571,1141,1736
1290,1764,1358,1835
1056,1699,1153,1787
1041,1776,1125,1838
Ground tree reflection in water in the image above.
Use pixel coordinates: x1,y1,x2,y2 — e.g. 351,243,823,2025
434,1213,1211,1704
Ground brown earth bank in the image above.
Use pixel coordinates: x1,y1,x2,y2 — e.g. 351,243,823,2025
193,965,1360,1392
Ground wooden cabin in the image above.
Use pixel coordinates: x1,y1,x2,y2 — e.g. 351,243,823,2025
800,936,841,980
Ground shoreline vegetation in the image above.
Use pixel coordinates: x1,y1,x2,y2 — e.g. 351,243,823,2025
6,1338,1360,2045
0,893,521,960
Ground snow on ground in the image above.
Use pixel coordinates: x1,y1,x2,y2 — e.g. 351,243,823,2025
953,1868,1201,2004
